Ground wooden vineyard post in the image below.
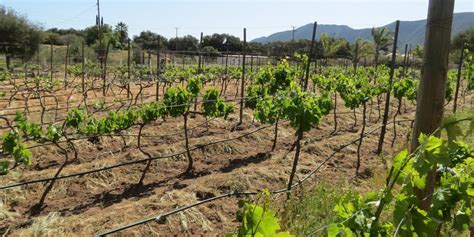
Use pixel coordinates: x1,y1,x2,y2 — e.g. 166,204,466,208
250,55,253,73
239,28,246,125
64,41,69,88
411,0,454,210
36,46,40,76
50,43,53,83
376,20,400,155
453,42,465,113
402,44,408,77
23,45,27,81
147,52,151,67
127,39,131,99
353,41,359,74
182,53,185,69
303,21,317,91
407,44,412,75
103,41,110,96
225,52,229,75
81,41,85,95
156,38,161,101
198,32,203,72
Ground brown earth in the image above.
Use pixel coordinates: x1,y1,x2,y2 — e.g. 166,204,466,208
0,77,472,236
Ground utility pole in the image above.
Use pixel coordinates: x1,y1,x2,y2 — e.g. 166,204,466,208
175,27,179,51
291,26,297,42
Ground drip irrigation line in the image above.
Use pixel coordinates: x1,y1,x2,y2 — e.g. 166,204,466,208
95,118,415,236
0,123,275,191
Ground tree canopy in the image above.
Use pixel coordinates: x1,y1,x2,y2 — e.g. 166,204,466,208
0,6,42,67
451,27,474,52
133,30,167,50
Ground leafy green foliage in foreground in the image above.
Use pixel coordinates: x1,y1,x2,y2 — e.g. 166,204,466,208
328,114,474,236
229,191,292,237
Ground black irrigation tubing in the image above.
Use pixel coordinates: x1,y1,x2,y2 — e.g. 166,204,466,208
95,118,415,236
0,123,275,191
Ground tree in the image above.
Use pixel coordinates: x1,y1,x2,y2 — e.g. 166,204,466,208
451,27,474,52
43,32,64,45
320,33,351,60
353,39,374,65
83,24,118,48
247,42,266,55
202,33,225,51
412,45,423,59
0,7,42,69
201,46,220,57
133,30,167,50
167,35,198,51
371,27,392,68
114,22,129,49
202,33,243,52
46,27,83,36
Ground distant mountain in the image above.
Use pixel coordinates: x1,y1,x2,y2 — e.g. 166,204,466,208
252,12,474,47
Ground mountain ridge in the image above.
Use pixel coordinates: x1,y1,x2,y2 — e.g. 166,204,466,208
251,12,474,47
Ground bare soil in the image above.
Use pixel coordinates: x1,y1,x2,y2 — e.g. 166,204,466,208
0,78,472,236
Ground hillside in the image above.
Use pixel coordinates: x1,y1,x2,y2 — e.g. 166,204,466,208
252,12,474,47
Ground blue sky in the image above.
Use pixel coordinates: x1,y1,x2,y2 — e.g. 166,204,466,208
1,0,473,40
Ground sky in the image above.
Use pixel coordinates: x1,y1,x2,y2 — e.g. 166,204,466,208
1,0,473,41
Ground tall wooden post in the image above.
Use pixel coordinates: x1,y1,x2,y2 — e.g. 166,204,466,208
225,52,229,75
182,54,185,69
147,52,151,66
81,41,85,95
103,41,110,96
23,46,27,81
353,41,359,74
453,42,465,113
239,28,246,125
64,41,69,87
156,38,161,101
127,39,131,98
50,43,54,83
411,0,454,211
250,55,254,72
402,44,408,77
376,20,400,155
198,32,203,72
36,47,40,76
303,21,317,91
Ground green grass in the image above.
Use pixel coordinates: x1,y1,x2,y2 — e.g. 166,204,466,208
281,180,356,236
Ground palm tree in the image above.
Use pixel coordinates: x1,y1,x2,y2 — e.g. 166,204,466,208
320,33,350,65
371,27,392,69
412,45,423,59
